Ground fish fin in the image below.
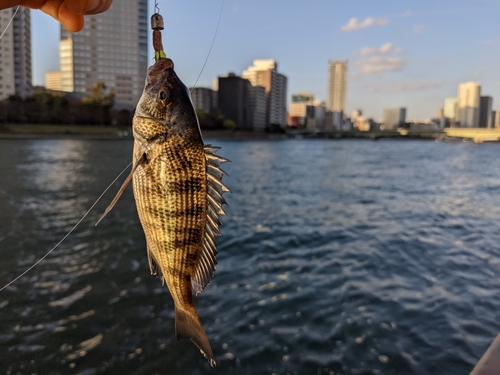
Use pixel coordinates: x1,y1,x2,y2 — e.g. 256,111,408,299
191,146,229,295
175,306,216,367
95,154,146,226
147,245,165,286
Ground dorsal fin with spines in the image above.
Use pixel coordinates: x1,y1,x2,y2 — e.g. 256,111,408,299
191,145,230,295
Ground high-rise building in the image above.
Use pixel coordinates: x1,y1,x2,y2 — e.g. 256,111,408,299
190,87,216,114
327,60,348,113
305,100,326,131
45,71,63,91
382,107,406,130
59,0,148,107
443,97,458,124
494,110,500,128
457,82,480,127
0,7,32,100
289,93,314,126
479,96,493,128
217,73,252,129
248,85,266,132
242,59,288,126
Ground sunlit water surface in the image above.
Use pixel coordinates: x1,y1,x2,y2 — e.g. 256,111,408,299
0,139,499,375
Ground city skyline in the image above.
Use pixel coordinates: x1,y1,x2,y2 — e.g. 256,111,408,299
18,0,500,119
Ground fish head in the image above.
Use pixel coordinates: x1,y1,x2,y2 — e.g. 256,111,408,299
134,58,201,142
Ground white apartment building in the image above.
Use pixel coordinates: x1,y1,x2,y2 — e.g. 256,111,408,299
457,82,480,127
327,60,348,113
0,7,32,100
59,0,148,107
242,59,288,126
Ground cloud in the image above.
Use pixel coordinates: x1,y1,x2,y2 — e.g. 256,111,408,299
354,43,406,74
366,80,443,93
359,43,401,56
481,39,499,45
341,17,389,32
413,25,425,34
356,57,408,74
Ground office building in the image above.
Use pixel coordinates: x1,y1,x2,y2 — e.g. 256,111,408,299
248,85,266,132
0,7,32,100
494,110,500,128
327,60,348,112
217,73,252,129
289,93,314,126
45,71,63,91
190,87,217,114
242,59,288,126
443,97,457,124
59,0,148,107
305,100,326,131
382,107,406,130
457,82,480,127
479,96,493,128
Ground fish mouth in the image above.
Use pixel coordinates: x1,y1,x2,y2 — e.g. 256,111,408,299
145,58,175,87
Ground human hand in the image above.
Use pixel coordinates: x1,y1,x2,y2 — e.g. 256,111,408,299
1,0,113,32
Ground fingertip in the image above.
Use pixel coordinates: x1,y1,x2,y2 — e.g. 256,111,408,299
60,15,85,32
83,0,113,15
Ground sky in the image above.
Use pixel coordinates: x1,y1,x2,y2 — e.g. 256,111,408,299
31,0,500,121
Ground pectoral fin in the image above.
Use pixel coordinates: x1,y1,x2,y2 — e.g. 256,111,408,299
95,154,146,226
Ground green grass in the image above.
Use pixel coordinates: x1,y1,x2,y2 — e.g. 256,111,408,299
0,124,130,135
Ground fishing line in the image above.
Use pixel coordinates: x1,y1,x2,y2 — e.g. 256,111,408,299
190,0,224,91
0,161,133,292
0,6,20,41
1,0,224,291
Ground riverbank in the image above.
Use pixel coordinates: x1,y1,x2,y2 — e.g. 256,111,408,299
0,124,129,139
1,124,500,142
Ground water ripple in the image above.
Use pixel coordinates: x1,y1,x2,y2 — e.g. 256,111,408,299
0,139,499,374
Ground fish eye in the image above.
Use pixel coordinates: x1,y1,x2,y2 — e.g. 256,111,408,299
159,89,168,101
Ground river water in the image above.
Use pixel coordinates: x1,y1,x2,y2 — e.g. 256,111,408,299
0,138,499,375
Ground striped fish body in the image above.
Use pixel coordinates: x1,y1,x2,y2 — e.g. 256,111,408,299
131,58,228,366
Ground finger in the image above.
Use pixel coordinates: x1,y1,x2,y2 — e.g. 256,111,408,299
33,0,85,32
58,2,85,31
15,0,47,9
66,0,113,15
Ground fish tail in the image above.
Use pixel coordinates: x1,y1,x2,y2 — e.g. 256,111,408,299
175,306,216,367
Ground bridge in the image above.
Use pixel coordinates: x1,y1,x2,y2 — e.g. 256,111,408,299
307,128,500,143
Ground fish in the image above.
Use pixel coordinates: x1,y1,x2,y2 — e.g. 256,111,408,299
98,57,229,366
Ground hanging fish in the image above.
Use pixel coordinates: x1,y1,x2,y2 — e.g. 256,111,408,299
95,11,228,367
136,57,229,366
98,57,228,366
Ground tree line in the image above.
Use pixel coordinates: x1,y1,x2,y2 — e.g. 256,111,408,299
0,82,132,126
0,81,250,130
